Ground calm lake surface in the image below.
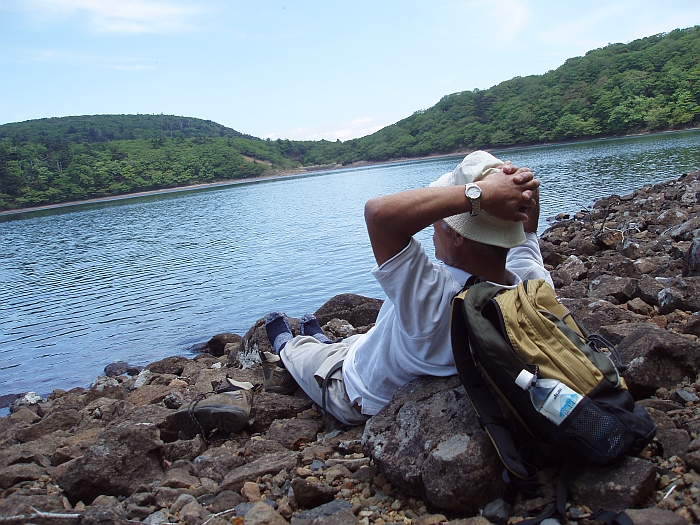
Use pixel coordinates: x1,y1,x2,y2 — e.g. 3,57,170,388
1,130,700,399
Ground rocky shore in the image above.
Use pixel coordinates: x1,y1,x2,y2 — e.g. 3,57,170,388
2,169,700,525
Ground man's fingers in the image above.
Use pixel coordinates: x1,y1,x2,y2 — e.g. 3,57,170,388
513,171,536,185
502,161,517,175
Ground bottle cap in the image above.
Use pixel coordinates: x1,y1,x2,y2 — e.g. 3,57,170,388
515,369,535,390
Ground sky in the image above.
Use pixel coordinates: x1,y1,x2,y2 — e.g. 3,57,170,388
0,1,699,142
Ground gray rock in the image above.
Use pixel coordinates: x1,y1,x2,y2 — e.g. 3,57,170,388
211,490,246,513
624,507,687,525
313,293,383,329
194,451,246,483
15,408,82,443
161,435,208,462
218,451,300,493
206,333,243,357
658,276,700,313
291,477,338,508
143,510,169,525
568,456,656,511
243,501,288,525
0,462,47,489
558,255,587,281
670,388,700,405
126,504,155,520
684,312,700,337
617,324,700,398
155,486,194,508
561,298,645,334
80,503,130,525
267,417,324,450
668,217,700,241
104,361,142,377
362,375,503,515
53,422,165,504
158,467,199,489
589,275,639,304
482,497,512,525
295,500,353,520
568,234,600,256
125,491,156,507
636,274,665,306
83,376,126,404
9,392,43,413
146,356,189,375
310,508,359,525
249,392,315,434
645,407,690,459
179,499,211,525
0,493,67,517
683,238,700,277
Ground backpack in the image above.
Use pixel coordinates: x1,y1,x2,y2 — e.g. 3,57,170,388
450,278,657,525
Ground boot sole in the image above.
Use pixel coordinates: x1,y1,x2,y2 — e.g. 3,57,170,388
173,403,248,438
263,384,299,396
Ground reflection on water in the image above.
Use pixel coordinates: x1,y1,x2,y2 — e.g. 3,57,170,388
1,130,699,397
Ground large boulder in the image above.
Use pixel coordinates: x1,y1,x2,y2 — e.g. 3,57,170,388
362,376,502,515
313,293,383,329
53,422,165,504
616,324,700,399
657,276,700,314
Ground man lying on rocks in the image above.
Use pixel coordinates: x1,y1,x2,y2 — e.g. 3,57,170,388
174,150,553,436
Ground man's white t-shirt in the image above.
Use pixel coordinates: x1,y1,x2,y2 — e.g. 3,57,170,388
342,232,553,415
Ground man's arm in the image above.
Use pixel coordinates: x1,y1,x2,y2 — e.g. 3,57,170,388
364,169,539,266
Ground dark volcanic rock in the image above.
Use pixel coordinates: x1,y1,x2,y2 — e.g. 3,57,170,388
616,324,700,398
290,477,339,508
313,293,384,328
217,450,300,493
362,375,502,515
53,422,165,504
206,333,243,357
146,356,189,375
569,456,656,511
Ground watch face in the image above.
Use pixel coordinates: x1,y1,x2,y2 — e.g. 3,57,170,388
466,185,481,199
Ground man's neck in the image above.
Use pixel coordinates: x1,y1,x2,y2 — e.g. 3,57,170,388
455,256,510,286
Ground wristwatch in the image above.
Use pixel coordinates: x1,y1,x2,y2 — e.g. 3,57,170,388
465,183,482,216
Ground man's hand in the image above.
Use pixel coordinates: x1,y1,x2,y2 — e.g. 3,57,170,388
478,167,539,223
522,187,540,233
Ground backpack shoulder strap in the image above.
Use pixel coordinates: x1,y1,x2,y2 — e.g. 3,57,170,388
450,285,535,481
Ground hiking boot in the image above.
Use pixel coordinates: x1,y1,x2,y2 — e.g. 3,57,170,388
173,379,253,439
260,351,299,395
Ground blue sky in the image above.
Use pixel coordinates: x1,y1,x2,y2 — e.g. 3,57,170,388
1,1,699,141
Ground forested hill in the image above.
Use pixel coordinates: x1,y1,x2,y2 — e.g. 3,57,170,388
0,114,256,144
1,26,699,211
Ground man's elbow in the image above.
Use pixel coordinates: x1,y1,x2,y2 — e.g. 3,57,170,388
364,197,386,228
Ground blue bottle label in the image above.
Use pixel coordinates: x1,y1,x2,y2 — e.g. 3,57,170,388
541,384,582,425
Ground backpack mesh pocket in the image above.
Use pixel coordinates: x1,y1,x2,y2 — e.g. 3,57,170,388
560,401,629,464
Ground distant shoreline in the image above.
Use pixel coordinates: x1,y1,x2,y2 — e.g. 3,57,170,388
2,128,697,218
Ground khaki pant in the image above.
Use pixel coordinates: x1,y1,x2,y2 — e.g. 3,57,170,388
280,335,369,426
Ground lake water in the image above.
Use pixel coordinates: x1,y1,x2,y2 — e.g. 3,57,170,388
1,130,700,400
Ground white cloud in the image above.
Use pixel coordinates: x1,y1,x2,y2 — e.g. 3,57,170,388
452,0,531,45
263,116,385,142
12,0,202,34
22,48,155,70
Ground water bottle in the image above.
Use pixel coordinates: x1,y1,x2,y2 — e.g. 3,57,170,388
515,369,583,426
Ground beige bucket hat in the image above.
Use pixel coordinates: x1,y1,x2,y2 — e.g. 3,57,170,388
429,151,526,248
